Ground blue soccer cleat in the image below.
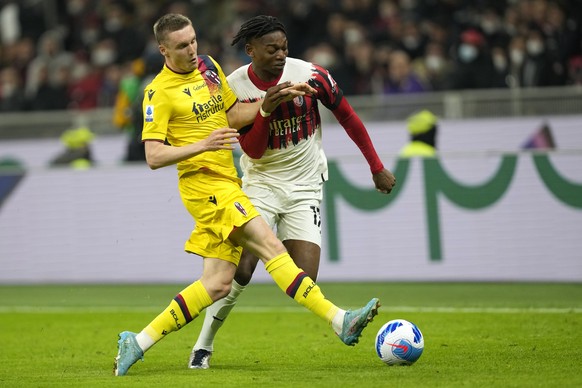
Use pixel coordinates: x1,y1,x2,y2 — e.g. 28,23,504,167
114,331,144,376
338,298,380,346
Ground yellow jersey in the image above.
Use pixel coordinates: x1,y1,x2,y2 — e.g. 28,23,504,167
399,141,436,158
141,56,238,180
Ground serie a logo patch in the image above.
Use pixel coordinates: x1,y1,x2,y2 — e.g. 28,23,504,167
145,105,154,122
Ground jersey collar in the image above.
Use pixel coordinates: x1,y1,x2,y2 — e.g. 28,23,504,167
247,64,283,91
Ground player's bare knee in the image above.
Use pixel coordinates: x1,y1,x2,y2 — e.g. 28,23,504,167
203,281,232,301
214,282,232,300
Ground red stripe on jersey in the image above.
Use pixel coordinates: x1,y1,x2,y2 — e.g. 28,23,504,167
268,95,320,150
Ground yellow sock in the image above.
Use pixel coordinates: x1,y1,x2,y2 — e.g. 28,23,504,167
265,253,338,323
143,280,212,342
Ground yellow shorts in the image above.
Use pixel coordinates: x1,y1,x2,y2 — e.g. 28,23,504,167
179,171,260,264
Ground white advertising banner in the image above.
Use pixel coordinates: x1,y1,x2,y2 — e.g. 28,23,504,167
0,116,581,283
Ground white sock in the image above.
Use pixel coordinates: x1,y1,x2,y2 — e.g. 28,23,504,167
331,309,347,335
193,280,246,352
135,331,155,353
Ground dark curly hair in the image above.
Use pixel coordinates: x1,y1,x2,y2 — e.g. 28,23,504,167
231,15,287,46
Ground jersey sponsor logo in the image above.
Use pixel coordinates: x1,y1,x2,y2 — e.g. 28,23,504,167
183,83,213,96
145,105,154,122
234,201,247,216
269,113,307,137
147,89,155,101
192,95,224,123
208,195,217,205
268,114,320,150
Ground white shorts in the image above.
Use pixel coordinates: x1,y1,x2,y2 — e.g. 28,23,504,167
242,181,323,246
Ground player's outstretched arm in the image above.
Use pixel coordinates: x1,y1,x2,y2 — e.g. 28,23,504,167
144,128,239,170
332,98,396,194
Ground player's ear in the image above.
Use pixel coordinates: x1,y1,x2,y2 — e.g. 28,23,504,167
245,44,253,58
159,45,168,57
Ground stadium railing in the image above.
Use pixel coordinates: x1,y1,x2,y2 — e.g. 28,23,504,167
1,86,581,140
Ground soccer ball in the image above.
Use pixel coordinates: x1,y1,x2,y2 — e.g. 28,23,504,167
375,319,424,366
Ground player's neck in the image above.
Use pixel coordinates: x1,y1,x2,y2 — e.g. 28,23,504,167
165,63,196,75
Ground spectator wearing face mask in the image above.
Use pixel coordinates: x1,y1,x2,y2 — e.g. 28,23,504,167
447,29,496,90
491,46,510,88
520,27,564,87
98,0,146,65
397,20,426,60
414,41,451,91
479,8,509,48
505,35,526,88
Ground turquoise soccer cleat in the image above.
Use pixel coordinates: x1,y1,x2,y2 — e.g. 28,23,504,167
338,298,380,346
114,331,144,376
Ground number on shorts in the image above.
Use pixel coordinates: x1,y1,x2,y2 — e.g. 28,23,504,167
310,205,321,228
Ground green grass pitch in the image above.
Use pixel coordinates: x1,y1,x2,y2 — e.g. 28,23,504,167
1,282,581,387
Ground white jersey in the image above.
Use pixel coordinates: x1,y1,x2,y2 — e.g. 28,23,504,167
227,57,344,186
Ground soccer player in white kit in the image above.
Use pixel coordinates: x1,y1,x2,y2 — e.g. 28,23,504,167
189,15,396,369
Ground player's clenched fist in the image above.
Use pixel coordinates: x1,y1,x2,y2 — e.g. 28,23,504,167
373,168,396,194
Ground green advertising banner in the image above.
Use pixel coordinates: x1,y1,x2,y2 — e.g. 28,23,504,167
1,116,581,282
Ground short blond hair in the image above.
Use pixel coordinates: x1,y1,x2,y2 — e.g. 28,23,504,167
153,13,192,44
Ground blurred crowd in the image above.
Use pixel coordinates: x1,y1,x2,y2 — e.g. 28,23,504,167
1,0,581,114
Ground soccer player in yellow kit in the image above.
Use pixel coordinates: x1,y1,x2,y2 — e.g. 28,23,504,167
113,13,380,376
